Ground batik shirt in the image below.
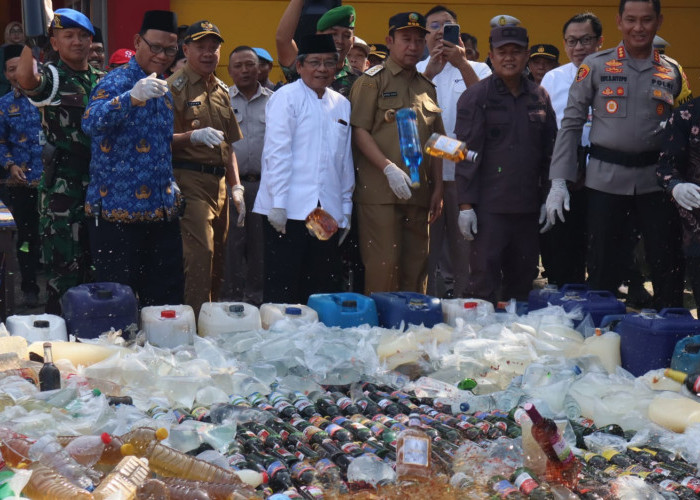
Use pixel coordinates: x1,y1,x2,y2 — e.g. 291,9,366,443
82,57,179,222
0,89,43,185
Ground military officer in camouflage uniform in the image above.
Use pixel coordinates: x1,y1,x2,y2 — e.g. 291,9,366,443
276,2,359,96
545,0,692,309
17,8,104,314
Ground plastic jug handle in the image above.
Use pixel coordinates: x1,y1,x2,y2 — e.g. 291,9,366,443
560,284,589,293
659,308,693,319
599,314,626,330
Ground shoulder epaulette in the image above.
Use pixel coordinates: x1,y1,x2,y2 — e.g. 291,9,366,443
215,77,228,92
364,65,384,77
418,72,437,87
660,53,681,69
171,73,187,93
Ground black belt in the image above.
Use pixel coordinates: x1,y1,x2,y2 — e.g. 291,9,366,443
173,162,226,177
240,174,261,182
589,144,660,168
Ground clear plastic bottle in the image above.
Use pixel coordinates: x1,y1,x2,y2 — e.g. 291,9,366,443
58,433,124,466
92,455,150,500
63,432,113,467
23,462,94,500
160,477,256,500
0,436,33,467
395,413,432,482
29,434,101,491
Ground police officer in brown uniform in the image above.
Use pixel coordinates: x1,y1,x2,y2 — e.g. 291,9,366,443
350,12,445,294
168,20,244,316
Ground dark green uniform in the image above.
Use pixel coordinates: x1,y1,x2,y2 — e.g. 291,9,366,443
24,60,104,313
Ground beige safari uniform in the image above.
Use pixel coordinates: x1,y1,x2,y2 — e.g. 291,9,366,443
350,57,445,294
168,64,242,316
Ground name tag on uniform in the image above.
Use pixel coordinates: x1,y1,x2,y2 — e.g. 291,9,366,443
187,101,201,107
382,91,398,98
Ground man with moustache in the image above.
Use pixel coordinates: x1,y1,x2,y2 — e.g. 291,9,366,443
82,10,184,307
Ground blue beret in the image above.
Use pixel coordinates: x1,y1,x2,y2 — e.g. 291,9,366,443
51,8,95,35
253,47,273,63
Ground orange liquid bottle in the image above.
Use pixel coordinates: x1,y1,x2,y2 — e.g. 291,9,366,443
305,207,338,241
395,413,432,482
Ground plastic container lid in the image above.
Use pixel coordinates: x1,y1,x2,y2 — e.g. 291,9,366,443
96,289,113,300
33,320,50,328
229,304,245,314
285,307,301,316
160,310,176,319
100,432,112,445
463,302,478,309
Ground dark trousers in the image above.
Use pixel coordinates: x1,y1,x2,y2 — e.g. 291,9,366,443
263,219,342,304
7,186,40,294
540,188,587,286
88,218,184,307
586,188,684,309
466,211,540,303
687,256,700,307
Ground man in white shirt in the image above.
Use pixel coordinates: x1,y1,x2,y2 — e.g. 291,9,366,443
417,4,491,297
253,34,354,303
539,12,603,287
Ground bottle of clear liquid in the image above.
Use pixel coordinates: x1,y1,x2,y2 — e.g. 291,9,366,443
395,108,422,187
395,413,432,482
424,133,478,163
39,342,60,392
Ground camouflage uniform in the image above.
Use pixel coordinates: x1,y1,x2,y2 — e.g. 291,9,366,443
280,58,359,97
24,60,104,312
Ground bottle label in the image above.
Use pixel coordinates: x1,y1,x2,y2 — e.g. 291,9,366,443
377,399,392,409
257,429,270,442
190,407,208,420
325,423,344,438
229,396,248,406
602,449,620,461
653,466,672,477
301,485,324,498
604,465,622,476
227,453,246,467
291,462,314,480
492,479,519,497
315,458,335,474
513,472,538,495
274,400,293,412
279,430,289,441
409,417,421,427
551,435,574,464
681,477,700,493
302,426,321,441
336,397,353,410
332,416,346,425
267,461,287,479
357,399,368,410
370,424,385,437
659,479,681,492
511,408,529,425
493,421,507,432
433,135,461,155
290,417,305,428
693,377,700,394
400,436,429,467
294,399,313,411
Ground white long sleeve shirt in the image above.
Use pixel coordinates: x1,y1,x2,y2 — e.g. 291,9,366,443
540,62,591,147
253,79,354,227
416,58,491,180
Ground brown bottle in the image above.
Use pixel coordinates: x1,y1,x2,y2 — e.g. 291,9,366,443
395,413,432,482
424,133,478,163
39,342,60,391
305,207,338,241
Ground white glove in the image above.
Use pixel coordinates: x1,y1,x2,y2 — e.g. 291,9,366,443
672,183,700,210
546,178,571,225
539,203,554,233
268,208,287,234
458,209,477,240
231,184,246,227
338,213,351,246
130,73,168,102
383,163,412,200
191,127,225,148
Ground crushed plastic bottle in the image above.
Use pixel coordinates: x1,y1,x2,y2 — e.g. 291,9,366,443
23,462,94,500
28,434,102,490
92,455,150,499
346,454,396,487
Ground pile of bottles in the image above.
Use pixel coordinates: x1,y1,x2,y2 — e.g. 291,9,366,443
1,378,700,499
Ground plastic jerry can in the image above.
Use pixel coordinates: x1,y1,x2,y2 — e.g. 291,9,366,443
306,292,378,328
198,302,262,336
141,305,196,348
370,292,442,330
527,283,563,311
616,308,700,377
61,283,138,339
671,334,700,375
441,298,495,326
560,290,626,327
259,303,319,329
6,314,67,343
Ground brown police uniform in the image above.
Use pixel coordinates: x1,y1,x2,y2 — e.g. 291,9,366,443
350,57,445,294
168,64,242,315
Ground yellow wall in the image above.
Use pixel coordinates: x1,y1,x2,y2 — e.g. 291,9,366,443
171,0,700,89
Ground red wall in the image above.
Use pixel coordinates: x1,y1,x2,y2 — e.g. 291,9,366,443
107,0,170,54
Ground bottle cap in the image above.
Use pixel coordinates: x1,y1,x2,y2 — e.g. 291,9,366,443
33,320,50,328
43,341,51,348
463,302,478,309
160,310,176,318
285,307,302,315
229,304,245,314
664,368,687,384
92,388,102,396
101,432,112,444
121,443,135,455
155,427,169,440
